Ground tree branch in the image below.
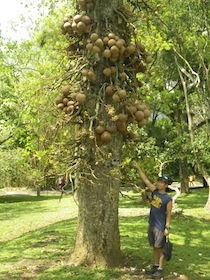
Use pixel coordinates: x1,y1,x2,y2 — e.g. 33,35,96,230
0,134,13,145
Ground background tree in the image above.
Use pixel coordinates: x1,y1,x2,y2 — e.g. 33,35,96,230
126,0,210,197
158,0,210,205
0,3,74,190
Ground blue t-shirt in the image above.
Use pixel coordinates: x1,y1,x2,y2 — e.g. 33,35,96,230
149,189,172,231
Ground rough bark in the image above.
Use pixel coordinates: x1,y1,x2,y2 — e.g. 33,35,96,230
68,130,123,267
68,142,122,267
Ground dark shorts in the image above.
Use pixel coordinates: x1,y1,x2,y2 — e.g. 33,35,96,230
148,225,166,248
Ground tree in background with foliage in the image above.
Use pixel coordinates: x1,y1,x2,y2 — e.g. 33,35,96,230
122,0,210,201
154,0,210,206
0,1,74,190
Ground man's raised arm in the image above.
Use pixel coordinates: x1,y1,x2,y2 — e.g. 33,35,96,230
133,162,156,192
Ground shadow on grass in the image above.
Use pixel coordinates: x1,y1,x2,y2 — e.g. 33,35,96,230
120,213,210,280
0,194,61,204
35,265,123,280
0,194,66,222
0,218,77,280
119,192,149,209
0,189,210,280
175,188,208,210
1,214,209,280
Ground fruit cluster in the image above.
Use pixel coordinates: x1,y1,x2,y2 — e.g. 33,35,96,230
126,102,150,127
105,85,127,101
94,101,150,143
56,85,86,114
77,0,95,11
95,126,114,143
86,33,104,54
62,14,91,36
56,3,152,144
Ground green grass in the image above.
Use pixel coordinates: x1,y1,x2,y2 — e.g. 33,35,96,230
0,193,77,242
0,189,210,279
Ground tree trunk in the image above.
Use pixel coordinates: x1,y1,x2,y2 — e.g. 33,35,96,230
69,163,122,267
203,177,208,188
168,185,181,212
68,136,123,267
179,160,189,193
205,180,210,210
175,53,210,209
67,0,126,267
37,186,41,197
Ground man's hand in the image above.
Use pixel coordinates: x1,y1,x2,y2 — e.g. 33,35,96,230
133,161,140,169
164,228,170,236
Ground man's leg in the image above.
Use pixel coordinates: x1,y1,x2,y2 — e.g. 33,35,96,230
153,247,163,265
146,227,160,274
152,248,165,278
158,252,165,269
151,227,166,278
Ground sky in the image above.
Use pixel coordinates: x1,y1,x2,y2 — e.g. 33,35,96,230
0,0,26,40
0,0,40,41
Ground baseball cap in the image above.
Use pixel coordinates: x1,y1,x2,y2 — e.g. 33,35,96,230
158,175,170,184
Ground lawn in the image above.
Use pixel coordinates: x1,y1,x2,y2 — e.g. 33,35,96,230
0,188,209,280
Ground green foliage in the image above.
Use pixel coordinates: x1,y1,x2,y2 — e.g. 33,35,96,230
0,0,209,197
0,2,78,189
122,0,210,184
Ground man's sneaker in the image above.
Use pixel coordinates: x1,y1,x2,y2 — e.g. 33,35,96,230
145,265,159,274
152,269,163,278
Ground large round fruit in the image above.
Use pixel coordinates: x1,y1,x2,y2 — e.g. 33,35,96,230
76,93,86,104
101,131,112,143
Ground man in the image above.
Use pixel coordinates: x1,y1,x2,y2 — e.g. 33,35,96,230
133,162,172,279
